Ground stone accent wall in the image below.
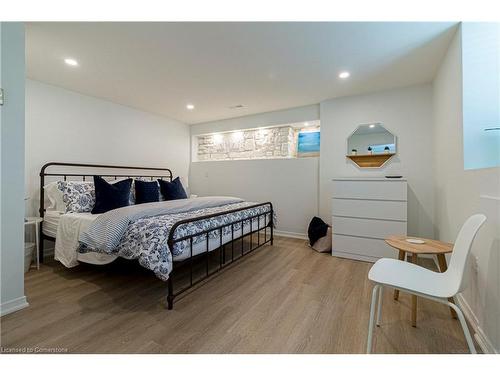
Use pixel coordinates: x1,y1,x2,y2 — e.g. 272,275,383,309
196,126,297,161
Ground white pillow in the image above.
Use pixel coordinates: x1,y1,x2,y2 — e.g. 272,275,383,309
44,182,65,212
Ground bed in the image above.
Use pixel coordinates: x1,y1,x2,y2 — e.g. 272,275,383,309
39,162,274,309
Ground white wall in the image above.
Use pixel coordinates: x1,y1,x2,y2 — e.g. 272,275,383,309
433,26,500,353
190,105,319,135
319,84,435,238
1,23,28,316
25,80,191,216
190,105,319,236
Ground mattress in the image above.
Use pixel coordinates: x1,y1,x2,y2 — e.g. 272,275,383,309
42,210,62,238
173,214,269,262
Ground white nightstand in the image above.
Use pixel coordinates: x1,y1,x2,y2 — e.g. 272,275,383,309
25,217,43,270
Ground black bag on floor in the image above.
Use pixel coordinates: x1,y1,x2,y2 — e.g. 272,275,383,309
307,216,329,246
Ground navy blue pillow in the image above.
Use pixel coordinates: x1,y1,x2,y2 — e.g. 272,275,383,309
158,177,188,200
92,176,132,214
135,180,160,204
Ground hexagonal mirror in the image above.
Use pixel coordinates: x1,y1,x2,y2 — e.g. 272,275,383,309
347,123,396,168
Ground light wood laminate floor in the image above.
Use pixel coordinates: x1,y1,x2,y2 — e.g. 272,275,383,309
0,237,472,353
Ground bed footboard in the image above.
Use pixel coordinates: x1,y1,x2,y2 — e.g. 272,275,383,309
166,202,274,310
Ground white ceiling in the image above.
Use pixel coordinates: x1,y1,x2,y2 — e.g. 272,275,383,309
26,22,458,124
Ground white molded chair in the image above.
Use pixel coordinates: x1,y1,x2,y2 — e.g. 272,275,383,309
366,214,486,354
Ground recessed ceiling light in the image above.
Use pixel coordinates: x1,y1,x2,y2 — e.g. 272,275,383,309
369,124,376,128
64,58,78,66
186,104,195,110
338,71,350,79
304,122,310,126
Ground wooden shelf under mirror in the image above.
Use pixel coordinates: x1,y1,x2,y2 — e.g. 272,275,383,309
346,153,395,168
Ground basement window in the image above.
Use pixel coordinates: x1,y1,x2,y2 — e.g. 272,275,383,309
462,22,500,170
193,121,320,161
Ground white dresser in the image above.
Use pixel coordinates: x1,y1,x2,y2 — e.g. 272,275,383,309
331,177,407,262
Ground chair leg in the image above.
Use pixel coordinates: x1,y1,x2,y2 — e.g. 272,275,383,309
376,286,384,327
393,250,405,300
410,253,418,327
366,284,380,354
448,301,477,354
436,254,458,319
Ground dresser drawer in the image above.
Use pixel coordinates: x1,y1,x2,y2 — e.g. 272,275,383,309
332,198,407,221
332,216,406,239
332,234,396,261
332,180,407,201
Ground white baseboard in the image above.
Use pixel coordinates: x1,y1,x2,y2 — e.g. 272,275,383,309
0,296,29,317
331,250,377,263
274,230,308,240
455,293,497,354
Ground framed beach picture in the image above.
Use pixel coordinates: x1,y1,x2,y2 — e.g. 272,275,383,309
297,130,320,157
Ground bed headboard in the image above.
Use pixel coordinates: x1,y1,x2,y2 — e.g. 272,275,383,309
39,162,173,218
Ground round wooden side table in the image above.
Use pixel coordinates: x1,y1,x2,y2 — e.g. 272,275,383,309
384,235,456,327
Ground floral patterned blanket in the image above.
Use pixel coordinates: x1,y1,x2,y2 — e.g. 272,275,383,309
78,197,273,280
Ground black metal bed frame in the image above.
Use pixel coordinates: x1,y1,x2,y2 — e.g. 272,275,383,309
39,162,274,310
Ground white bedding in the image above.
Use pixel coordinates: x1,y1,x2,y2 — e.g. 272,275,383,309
54,211,117,267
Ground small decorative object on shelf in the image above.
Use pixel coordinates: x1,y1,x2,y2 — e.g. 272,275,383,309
384,146,390,154
351,149,357,155
367,146,373,155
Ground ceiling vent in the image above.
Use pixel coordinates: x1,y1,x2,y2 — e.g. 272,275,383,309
229,104,245,109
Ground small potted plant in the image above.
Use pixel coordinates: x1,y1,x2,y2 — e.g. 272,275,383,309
351,149,357,155
384,146,390,154
367,146,373,155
